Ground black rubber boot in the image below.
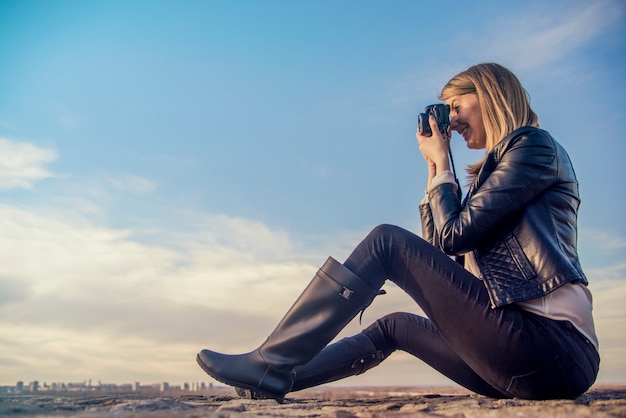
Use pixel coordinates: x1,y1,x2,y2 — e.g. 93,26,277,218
196,257,380,401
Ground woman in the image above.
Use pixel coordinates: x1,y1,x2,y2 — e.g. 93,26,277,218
197,63,599,400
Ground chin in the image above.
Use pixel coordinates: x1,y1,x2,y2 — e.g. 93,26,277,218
466,142,485,150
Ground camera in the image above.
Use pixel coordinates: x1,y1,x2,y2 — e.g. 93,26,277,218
417,104,450,136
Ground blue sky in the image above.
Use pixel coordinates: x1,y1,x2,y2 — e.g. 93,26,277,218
1,0,625,388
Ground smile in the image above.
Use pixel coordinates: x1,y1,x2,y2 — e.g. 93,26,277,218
460,127,468,139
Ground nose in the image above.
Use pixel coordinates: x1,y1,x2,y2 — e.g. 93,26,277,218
449,116,460,132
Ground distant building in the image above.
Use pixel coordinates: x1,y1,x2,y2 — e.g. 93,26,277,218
6,379,218,394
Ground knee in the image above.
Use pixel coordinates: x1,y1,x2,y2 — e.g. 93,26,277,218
369,312,422,332
363,312,418,350
367,224,404,242
364,224,425,258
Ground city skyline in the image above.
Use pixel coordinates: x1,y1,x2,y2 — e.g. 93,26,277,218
2,378,218,394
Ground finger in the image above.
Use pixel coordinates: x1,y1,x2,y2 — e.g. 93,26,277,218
429,115,439,132
428,116,446,142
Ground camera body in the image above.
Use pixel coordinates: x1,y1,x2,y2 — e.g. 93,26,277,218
417,104,450,136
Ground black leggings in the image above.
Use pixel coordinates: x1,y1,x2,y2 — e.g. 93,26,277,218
342,224,599,399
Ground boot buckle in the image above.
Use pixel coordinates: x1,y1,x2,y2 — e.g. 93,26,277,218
339,287,354,300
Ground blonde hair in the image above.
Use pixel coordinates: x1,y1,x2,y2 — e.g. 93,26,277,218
439,63,539,178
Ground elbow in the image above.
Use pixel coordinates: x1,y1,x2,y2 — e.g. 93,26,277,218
441,241,464,256
439,229,472,256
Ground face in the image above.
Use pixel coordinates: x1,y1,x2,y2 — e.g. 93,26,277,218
445,93,486,150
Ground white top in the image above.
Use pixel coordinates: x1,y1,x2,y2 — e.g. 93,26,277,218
465,251,598,350
423,171,599,351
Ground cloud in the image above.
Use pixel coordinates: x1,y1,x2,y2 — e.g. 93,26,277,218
587,276,626,383
578,229,626,285
587,262,626,283
50,102,85,132
0,196,428,385
0,137,57,189
474,1,624,71
578,227,626,383
391,0,625,101
0,119,19,133
0,202,325,384
581,228,626,252
1,197,625,386
387,1,626,111
0,203,445,386
107,174,157,193
58,113,84,132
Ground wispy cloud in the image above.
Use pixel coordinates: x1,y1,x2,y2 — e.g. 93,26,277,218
0,137,57,190
587,262,626,283
578,228,626,284
107,174,157,193
388,1,626,111
0,119,19,133
50,102,85,132
473,0,624,71
58,113,84,132
587,275,626,383
581,228,626,251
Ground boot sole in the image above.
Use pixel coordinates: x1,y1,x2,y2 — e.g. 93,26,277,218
195,353,286,403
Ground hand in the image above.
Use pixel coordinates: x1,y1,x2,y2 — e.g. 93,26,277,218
419,136,437,174
417,115,451,173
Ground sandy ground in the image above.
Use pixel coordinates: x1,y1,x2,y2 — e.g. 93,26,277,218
1,384,625,417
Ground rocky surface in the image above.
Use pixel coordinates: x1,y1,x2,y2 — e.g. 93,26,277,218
1,385,625,417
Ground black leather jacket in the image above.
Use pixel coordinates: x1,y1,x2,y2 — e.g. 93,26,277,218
419,126,587,308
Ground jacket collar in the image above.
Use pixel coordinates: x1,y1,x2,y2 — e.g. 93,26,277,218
462,126,542,206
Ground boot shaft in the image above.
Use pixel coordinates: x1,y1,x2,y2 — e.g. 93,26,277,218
260,257,379,369
291,333,385,392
